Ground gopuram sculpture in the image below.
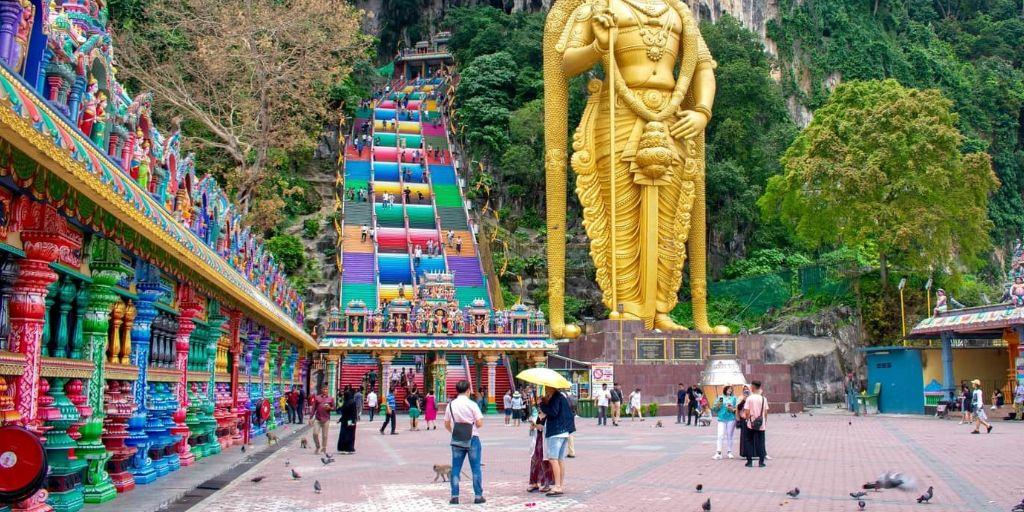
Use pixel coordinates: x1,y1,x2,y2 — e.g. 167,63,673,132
544,0,729,336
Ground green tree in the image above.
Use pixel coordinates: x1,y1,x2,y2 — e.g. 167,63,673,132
266,235,307,275
759,79,999,285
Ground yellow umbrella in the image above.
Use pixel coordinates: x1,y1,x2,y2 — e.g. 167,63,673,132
516,368,571,389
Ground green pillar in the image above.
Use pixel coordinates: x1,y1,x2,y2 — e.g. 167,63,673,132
266,340,279,430
431,357,448,404
80,239,132,505
203,303,226,455
43,377,88,512
185,321,207,459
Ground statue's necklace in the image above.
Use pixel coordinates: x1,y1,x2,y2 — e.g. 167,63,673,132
621,1,672,62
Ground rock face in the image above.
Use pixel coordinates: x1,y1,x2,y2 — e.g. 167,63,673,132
762,306,863,404
688,0,778,54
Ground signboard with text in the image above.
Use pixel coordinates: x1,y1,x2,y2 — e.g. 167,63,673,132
591,363,614,386
636,338,667,361
709,338,738,357
672,338,702,360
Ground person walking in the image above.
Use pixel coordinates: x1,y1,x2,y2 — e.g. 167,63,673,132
310,385,334,455
594,383,610,426
445,380,486,505
736,385,750,459
742,380,768,467
424,389,438,430
379,389,397,435
527,397,554,493
971,379,993,434
959,382,974,424
609,383,623,426
712,386,738,460
337,389,358,454
407,388,421,431
1015,380,1024,420
476,388,489,413
286,386,297,424
354,386,364,422
676,384,687,424
686,384,700,426
512,389,525,427
366,388,378,422
539,385,575,497
503,390,513,426
295,386,306,424
628,388,644,421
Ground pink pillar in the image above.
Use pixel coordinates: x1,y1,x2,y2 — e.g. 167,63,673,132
172,286,200,466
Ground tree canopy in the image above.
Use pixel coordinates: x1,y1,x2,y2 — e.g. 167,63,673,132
115,0,371,210
759,79,999,283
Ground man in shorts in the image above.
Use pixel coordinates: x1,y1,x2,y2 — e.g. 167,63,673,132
971,379,993,434
539,385,576,496
503,390,513,426
609,382,623,426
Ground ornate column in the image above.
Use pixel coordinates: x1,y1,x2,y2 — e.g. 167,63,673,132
431,356,448,404
325,353,339,402
0,0,21,69
10,202,79,512
940,331,955,402
126,263,162,484
80,238,132,504
529,352,547,368
0,258,19,351
483,354,499,414
377,352,394,401
203,303,225,455
172,286,200,467
225,308,243,446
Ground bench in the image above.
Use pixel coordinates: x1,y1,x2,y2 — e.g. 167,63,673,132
857,383,881,414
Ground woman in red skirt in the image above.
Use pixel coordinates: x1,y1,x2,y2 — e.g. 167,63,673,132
527,398,554,493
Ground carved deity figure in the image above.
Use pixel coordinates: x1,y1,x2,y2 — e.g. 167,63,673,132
78,79,100,135
1011,277,1024,308
544,0,728,335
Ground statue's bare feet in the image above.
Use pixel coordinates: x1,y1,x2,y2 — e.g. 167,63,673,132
609,310,643,321
654,314,688,331
694,320,732,335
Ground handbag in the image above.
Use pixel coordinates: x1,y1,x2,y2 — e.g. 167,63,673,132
450,422,473,449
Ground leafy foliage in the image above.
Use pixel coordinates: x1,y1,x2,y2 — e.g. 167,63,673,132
266,235,307,275
760,79,998,280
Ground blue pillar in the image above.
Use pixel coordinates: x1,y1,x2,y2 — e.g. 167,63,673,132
67,75,86,125
940,331,955,401
126,262,164,484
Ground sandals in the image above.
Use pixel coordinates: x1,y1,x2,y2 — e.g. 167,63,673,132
545,490,564,497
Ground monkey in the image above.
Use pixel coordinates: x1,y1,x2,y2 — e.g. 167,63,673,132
432,464,469,482
300,438,308,449
266,432,279,445
655,420,663,428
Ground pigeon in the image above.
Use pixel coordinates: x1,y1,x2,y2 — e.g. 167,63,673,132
321,457,333,465
808,412,814,416
863,471,915,491
916,486,933,504
786,487,799,499
790,413,797,418
858,500,866,510
701,498,711,511
314,480,322,494
250,476,265,483
285,460,290,467
696,484,703,493
849,421,852,425
850,491,867,499
291,469,301,480
241,445,246,453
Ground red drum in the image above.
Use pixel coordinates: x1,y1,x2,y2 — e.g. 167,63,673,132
0,425,47,502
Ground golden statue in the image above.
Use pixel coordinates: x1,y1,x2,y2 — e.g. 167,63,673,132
544,0,730,336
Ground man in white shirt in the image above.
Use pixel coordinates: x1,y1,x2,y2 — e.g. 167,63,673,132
511,390,524,427
444,380,485,505
971,379,992,434
594,383,611,426
503,390,513,426
366,389,378,422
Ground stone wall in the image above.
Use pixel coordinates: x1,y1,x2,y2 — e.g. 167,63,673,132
560,320,793,405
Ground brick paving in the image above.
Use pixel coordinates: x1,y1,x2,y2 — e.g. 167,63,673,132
188,410,1023,512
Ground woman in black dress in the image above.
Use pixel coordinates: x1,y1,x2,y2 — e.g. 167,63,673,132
337,389,357,454
736,385,751,459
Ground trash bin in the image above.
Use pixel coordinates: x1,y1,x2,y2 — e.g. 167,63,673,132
576,398,595,418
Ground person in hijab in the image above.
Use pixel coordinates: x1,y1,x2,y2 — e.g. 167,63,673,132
338,389,358,454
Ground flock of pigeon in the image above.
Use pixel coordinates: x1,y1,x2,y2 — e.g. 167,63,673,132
694,471,937,510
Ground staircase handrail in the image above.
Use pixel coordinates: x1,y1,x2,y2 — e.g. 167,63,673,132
462,354,474,394
501,353,516,393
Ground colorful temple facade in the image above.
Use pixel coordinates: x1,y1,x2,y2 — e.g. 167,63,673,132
0,2,314,511
323,45,555,414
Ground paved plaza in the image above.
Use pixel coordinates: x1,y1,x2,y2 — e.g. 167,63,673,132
180,410,1022,512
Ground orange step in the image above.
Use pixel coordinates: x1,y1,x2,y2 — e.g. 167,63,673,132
443,230,476,257
343,225,374,253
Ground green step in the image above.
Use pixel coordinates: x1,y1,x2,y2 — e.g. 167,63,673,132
341,283,377,306
406,205,436,229
425,135,448,150
437,207,469,230
374,133,399,147
433,185,463,208
345,202,372,225
375,204,405,228
456,286,490,307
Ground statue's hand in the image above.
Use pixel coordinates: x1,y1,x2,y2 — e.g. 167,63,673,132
591,8,617,52
670,110,709,140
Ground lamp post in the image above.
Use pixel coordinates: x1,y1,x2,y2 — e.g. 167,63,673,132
925,277,933,315
898,278,907,345
617,303,625,364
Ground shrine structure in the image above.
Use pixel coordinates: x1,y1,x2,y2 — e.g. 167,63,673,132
0,2,313,511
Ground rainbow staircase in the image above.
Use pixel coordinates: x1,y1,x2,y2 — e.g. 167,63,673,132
339,78,492,310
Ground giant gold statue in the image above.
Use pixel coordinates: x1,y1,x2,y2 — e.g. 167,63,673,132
544,0,729,337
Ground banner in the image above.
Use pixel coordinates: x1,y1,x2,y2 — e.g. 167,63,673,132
591,363,614,386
